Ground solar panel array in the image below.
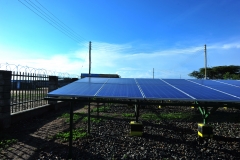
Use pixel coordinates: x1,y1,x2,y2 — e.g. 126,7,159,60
47,78,240,102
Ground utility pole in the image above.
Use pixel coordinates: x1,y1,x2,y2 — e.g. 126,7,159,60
153,68,154,79
88,41,92,135
89,41,91,77
204,44,207,79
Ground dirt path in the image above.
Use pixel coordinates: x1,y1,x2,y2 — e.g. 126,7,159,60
0,102,96,160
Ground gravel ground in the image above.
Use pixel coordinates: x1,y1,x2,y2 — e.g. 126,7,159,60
0,104,240,160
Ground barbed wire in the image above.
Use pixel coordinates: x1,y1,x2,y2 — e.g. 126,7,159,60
0,62,80,78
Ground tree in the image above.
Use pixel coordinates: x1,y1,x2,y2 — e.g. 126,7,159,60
189,65,240,79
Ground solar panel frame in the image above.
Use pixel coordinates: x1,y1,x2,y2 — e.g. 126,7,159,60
136,79,195,100
76,77,109,83
47,78,240,102
96,83,143,99
213,80,240,87
107,78,136,84
189,79,240,98
163,79,240,102
47,82,103,97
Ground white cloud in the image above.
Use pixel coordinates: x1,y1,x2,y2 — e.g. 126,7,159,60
207,42,240,50
0,42,211,78
0,46,82,77
222,43,240,49
72,42,206,78
1,40,240,78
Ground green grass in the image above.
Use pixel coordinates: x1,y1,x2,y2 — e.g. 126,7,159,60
141,113,160,120
91,106,110,112
101,114,112,118
60,112,105,123
0,139,18,151
160,113,191,119
141,112,191,120
61,113,82,123
55,128,87,142
111,113,119,117
122,113,135,117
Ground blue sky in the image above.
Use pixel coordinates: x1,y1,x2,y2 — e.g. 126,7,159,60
0,0,240,78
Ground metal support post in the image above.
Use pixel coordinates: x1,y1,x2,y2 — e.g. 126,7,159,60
88,99,91,134
68,101,73,159
97,102,99,118
135,102,139,122
204,44,207,79
198,104,219,124
89,41,91,77
198,105,208,124
153,68,154,79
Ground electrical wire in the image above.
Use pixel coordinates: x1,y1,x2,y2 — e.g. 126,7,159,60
19,0,88,45
18,0,205,77
32,0,88,43
35,0,88,42
19,0,90,71
19,0,79,43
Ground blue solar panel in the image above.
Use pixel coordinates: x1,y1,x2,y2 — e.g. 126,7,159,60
189,79,240,98
76,77,109,83
107,78,136,84
48,82,102,97
97,84,143,99
136,78,165,85
214,80,240,87
163,79,240,101
47,78,240,102
136,79,194,100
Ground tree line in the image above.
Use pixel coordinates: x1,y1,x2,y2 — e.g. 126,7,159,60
188,65,240,79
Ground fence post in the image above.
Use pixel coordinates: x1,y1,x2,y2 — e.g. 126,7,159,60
48,76,58,108
0,70,11,128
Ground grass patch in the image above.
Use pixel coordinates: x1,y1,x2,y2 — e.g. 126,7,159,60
55,128,87,142
82,117,103,123
122,113,135,117
61,113,82,123
111,113,120,117
161,113,191,119
91,106,110,112
141,112,191,120
61,112,104,123
101,114,112,118
0,139,18,151
141,113,160,120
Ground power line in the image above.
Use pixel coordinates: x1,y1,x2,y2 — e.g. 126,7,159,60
18,0,90,72
19,0,88,45
26,0,79,40
35,0,88,43
33,0,88,43
18,0,200,77
18,0,78,43
20,1,166,57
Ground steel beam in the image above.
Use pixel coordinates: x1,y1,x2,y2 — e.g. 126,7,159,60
68,101,73,159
